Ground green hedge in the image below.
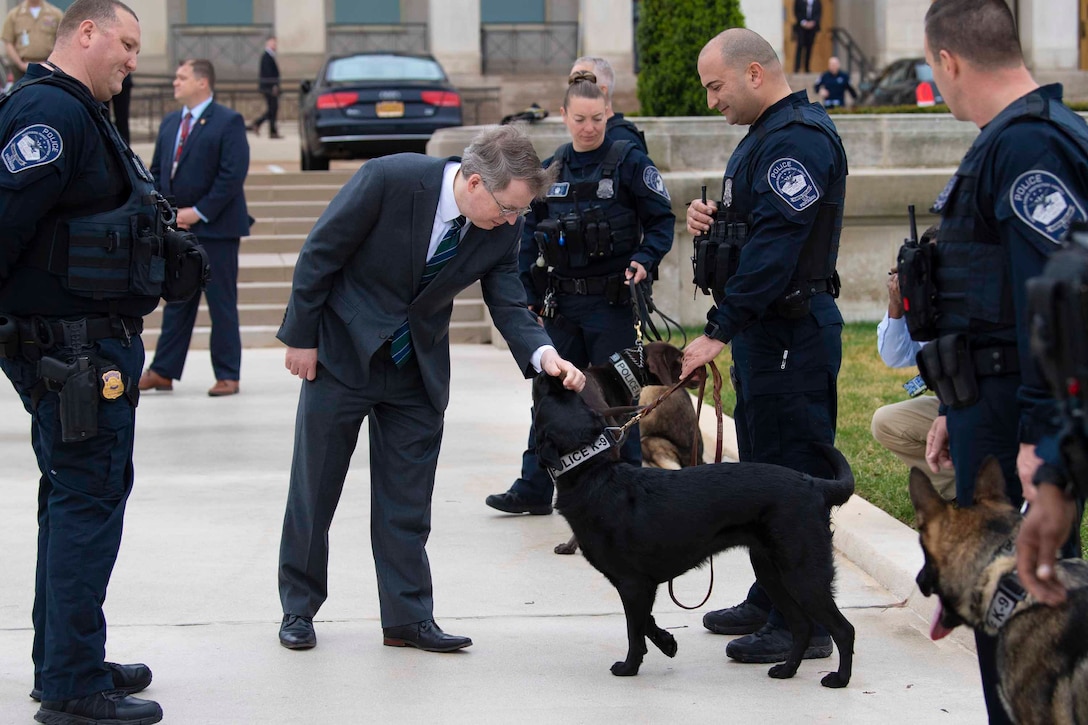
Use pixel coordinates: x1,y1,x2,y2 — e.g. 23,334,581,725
635,0,745,117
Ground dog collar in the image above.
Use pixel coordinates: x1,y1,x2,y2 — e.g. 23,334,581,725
985,572,1027,630
608,352,642,398
546,427,624,483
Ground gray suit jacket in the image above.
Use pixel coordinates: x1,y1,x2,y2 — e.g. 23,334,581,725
278,154,551,411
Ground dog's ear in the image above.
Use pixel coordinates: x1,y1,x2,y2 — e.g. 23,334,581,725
646,343,684,386
908,467,947,528
536,433,562,470
973,456,1011,506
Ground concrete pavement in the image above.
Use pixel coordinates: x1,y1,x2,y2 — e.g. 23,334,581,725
0,346,987,724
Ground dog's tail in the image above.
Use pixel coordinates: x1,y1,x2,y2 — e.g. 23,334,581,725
813,443,855,508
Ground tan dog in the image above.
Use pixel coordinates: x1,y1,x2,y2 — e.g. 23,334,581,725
638,385,703,469
910,460,1088,724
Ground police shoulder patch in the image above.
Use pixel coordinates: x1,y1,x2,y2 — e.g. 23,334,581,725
767,157,820,211
642,166,670,201
547,181,570,198
2,124,63,174
1010,170,1086,244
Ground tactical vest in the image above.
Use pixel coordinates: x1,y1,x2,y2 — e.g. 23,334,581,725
930,87,1088,341
4,72,180,301
698,97,845,308
534,140,640,271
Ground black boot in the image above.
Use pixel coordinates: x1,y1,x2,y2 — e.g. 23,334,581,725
35,690,162,725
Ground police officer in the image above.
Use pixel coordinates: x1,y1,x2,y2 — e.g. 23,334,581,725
682,28,846,664
0,1,166,722
2,0,63,83
485,75,674,514
908,2,1088,722
569,56,648,154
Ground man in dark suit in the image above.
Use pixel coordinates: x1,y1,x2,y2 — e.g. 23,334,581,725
249,36,280,139
276,125,586,653
140,59,250,397
794,0,822,73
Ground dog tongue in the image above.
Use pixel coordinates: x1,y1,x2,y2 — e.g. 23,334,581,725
930,601,953,641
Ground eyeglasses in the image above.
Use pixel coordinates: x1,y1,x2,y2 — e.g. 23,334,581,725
483,183,532,218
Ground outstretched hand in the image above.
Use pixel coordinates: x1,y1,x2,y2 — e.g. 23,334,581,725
540,349,585,392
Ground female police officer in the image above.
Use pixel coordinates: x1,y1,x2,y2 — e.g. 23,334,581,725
486,73,674,515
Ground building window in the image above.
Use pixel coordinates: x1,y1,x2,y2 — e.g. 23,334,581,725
186,0,253,25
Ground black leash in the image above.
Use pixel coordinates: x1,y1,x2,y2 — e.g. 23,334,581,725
629,276,687,347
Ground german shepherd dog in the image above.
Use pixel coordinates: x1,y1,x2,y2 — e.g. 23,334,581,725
532,373,856,686
909,460,1088,725
553,341,694,555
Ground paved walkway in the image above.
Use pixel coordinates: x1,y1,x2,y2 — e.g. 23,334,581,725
0,347,986,724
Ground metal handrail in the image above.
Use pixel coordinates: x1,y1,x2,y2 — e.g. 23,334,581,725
829,27,874,85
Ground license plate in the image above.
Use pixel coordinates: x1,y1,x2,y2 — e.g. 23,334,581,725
375,101,404,118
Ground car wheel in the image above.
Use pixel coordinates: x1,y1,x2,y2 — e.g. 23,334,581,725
301,146,329,172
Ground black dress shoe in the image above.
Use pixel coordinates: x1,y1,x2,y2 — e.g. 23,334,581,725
383,619,472,652
279,614,316,649
31,662,152,702
35,690,162,725
485,490,552,515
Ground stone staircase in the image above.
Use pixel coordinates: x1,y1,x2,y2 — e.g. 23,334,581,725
141,169,494,350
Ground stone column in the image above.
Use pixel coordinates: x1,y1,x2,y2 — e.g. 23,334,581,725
274,0,326,76
428,0,480,77
579,0,634,75
739,0,784,61
1018,0,1078,70
129,0,171,75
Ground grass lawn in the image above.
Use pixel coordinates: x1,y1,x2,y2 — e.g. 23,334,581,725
697,321,1088,554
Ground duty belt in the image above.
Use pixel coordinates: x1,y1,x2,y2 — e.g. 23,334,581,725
553,273,623,296
14,315,142,352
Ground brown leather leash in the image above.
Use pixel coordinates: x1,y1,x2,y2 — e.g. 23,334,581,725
667,360,725,610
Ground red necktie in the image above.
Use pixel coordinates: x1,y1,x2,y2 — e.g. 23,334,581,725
174,111,192,163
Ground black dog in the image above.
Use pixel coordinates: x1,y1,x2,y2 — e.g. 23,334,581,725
553,342,691,555
532,373,856,686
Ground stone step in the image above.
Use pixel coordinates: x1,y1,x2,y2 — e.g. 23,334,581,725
249,200,331,218
241,234,308,254
244,185,342,203
142,319,492,350
237,281,294,304
246,170,356,186
249,217,319,236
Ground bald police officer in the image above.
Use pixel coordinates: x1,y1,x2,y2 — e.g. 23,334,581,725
683,28,847,665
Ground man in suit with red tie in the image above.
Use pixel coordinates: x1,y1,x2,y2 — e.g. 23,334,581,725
793,0,822,73
140,58,251,396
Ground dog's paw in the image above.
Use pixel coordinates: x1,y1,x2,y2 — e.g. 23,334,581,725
610,660,641,677
554,542,578,555
820,672,849,689
768,663,798,680
650,631,677,658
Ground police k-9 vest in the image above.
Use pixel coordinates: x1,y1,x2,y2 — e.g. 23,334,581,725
711,99,846,307
930,87,1088,341
6,72,205,303
537,140,640,273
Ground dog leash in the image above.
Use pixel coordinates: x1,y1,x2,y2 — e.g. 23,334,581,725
629,277,688,347
666,360,725,610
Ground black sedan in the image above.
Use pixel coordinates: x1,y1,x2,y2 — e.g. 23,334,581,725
857,57,943,108
299,52,463,170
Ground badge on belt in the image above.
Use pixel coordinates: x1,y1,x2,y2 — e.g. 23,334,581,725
100,369,125,400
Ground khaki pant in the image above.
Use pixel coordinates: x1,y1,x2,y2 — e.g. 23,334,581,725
871,395,956,500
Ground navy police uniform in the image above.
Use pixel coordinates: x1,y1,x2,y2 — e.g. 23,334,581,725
0,65,161,702
605,112,648,154
700,91,846,632
509,138,674,504
913,83,1088,724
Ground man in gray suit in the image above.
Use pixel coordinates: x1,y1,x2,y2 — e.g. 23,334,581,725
276,126,585,652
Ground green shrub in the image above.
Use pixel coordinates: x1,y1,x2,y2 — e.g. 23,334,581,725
636,0,745,117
